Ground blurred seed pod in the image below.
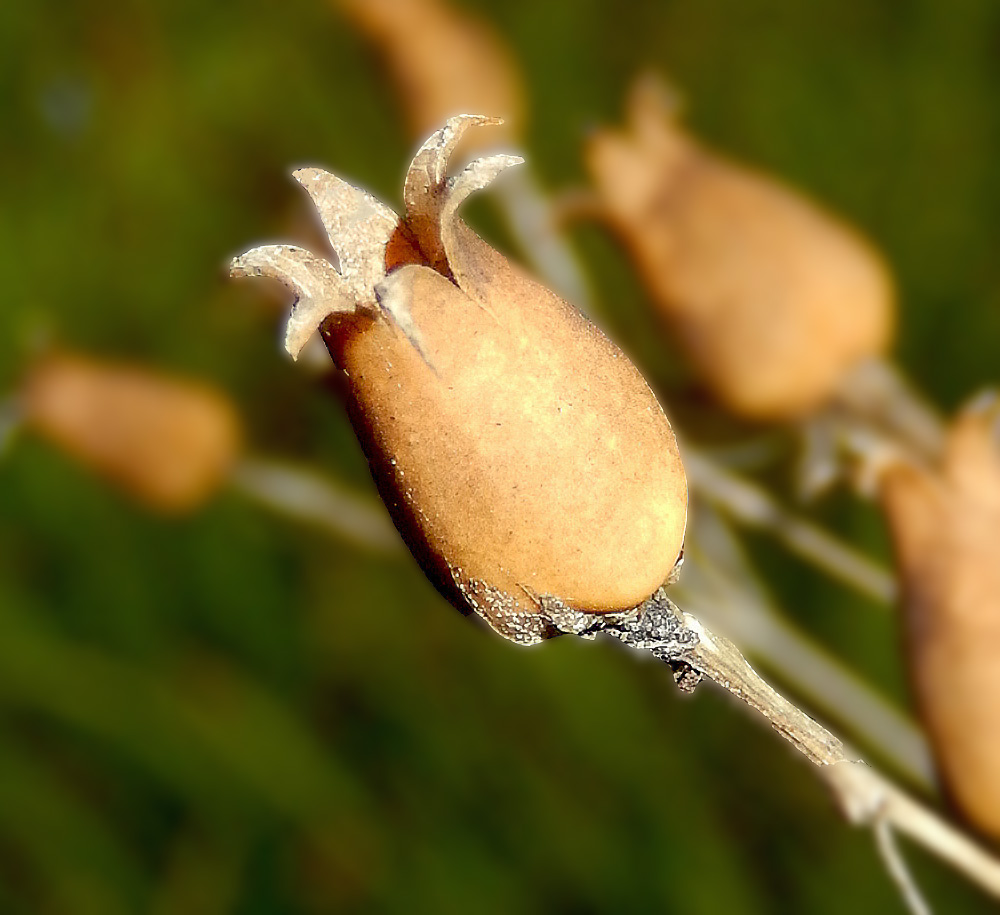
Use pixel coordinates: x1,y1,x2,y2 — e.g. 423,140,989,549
878,393,1000,838
585,74,895,421
334,0,526,148
23,352,243,513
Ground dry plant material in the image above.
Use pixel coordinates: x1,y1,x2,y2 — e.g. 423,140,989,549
23,352,242,513
878,394,1000,838
231,115,1000,906
334,0,525,149
585,75,895,420
232,115,688,643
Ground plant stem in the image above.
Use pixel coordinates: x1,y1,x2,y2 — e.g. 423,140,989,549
230,456,403,553
0,395,23,457
874,817,933,915
683,445,896,605
551,593,1000,905
676,609,1000,902
835,358,946,463
675,505,933,788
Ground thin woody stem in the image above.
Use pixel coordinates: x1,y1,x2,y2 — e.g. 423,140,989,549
716,599,934,787
679,611,847,764
874,818,932,915
0,395,23,457
865,776,1000,900
677,506,933,787
674,609,1000,901
682,446,896,605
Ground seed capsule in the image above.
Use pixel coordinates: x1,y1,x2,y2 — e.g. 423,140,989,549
585,75,894,421
232,117,687,643
879,394,1000,837
334,0,525,150
23,352,242,513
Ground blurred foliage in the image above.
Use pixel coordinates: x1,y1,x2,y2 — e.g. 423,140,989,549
2,0,1000,911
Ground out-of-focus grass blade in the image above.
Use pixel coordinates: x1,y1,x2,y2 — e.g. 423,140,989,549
0,736,144,915
0,596,384,889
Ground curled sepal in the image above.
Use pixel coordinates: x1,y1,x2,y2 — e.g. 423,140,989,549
292,167,398,307
230,245,360,360
402,114,503,269
439,153,524,303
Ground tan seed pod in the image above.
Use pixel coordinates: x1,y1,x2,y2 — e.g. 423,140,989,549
233,116,687,643
334,0,525,149
878,394,1000,837
23,352,243,513
585,75,895,421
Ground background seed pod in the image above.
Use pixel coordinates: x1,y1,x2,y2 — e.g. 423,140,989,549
23,352,243,513
879,396,1000,838
586,75,895,421
333,0,526,149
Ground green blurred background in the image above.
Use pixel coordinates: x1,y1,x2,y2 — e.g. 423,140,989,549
3,0,1000,911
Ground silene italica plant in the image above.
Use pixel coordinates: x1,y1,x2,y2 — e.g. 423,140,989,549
231,113,1000,910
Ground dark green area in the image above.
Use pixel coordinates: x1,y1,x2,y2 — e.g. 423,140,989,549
2,0,999,911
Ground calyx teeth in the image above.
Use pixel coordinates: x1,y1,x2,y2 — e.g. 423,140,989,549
442,153,524,231
292,168,398,306
231,168,399,360
402,114,506,270
231,116,519,361
230,244,359,360
403,114,502,212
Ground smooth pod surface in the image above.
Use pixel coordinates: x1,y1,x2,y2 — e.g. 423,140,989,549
234,117,687,642
24,352,242,513
586,76,894,421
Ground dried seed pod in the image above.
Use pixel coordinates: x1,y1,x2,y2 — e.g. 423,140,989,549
232,116,687,643
334,0,525,149
23,352,242,513
879,394,1000,837
585,75,895,420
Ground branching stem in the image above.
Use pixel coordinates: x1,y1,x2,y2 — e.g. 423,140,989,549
549,593,1000,904
874,817,933,915
666,603,1000,902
